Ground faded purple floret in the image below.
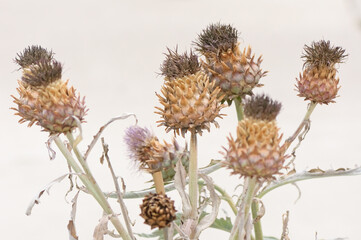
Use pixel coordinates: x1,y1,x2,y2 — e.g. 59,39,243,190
124,125,153,160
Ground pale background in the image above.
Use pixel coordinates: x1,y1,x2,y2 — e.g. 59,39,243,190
1,0,361,239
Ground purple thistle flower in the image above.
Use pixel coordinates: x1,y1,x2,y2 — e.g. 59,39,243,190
124,125,154,162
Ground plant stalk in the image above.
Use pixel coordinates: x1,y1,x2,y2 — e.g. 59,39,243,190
57,135,131,240
189,130,198,220
234,98,244,121
152,171,169,240
251,201,263,240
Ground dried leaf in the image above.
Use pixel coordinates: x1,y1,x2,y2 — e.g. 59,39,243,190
68,220,78,240
85,113,137,160
46,136,56,160
252,198,265,223
174,160,191,218
194,173,220,238
93,215,111,240
26,174,69,216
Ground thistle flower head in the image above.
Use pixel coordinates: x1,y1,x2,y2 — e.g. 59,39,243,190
244,94,282,121
160,48,200,80
22,59,62,87
195,23,238,55
15,45,53,69
302,40,347,69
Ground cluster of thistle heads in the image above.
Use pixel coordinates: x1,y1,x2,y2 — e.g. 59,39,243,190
12,23,347,230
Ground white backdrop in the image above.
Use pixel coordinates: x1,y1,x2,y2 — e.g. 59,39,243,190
1,0,361,239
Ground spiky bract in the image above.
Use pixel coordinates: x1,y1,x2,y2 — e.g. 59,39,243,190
244,94,282,121
223,119,286,179
296,40,347,104
156,71,225,137
160,48,200,80
140,193,177,229
15,45,53,69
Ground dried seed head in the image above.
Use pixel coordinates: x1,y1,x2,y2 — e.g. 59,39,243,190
223,119,287,179
160,48,200,80
22,59,62,87
195,23,238,55
15,45,53,69
244,94,282,121
140,193,177,229
302,40,347,69
156,71,225,137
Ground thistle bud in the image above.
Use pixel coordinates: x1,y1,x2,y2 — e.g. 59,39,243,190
296,40,347,104
14,45,53,69
223,95,285,179
140,193,177,229
195,23,266,103
156,48,225,137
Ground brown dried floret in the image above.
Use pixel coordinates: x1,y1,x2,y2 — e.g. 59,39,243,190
244,94,282,121
160,48,200,80
302,40,347,69
22,59,62,87
195,23,238,56
14,45,54,69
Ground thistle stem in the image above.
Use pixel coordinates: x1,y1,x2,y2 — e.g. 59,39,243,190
251,202,263,240
189,130,198,220
283,101,317,151
152,171,168,240
59,135,131,240
234,98,244,121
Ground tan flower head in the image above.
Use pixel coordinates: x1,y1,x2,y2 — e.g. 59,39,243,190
223,95,285,179
156,48,225,137
296,40,347,104
195,23,266,103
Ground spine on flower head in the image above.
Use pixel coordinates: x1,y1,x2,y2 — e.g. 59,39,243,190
195,23,266,104
11,45,87,134
296,40,347,104
223,94,286,179
155,48,225,137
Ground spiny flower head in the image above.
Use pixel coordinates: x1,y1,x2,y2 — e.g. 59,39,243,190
14,45,53,69
244,94,282,121
195,23,266,102
156,48,225,137
296,40,347,104
160,48,200,80
195,23,238,56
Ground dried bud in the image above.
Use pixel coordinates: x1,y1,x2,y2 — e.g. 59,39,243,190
195,24,266,102
22,59,62,87
244,94,281,121
140,193,177,229
223,119,286,179
156,65,225,136
160,48,200,80
195,23,238,56
15,45,53,69
296,40,347,104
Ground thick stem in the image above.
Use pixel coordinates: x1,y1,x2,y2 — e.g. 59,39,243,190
283,101,317,151
251,201,263,240
234,98,244,121
59,135,131,240
189,130,198,220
